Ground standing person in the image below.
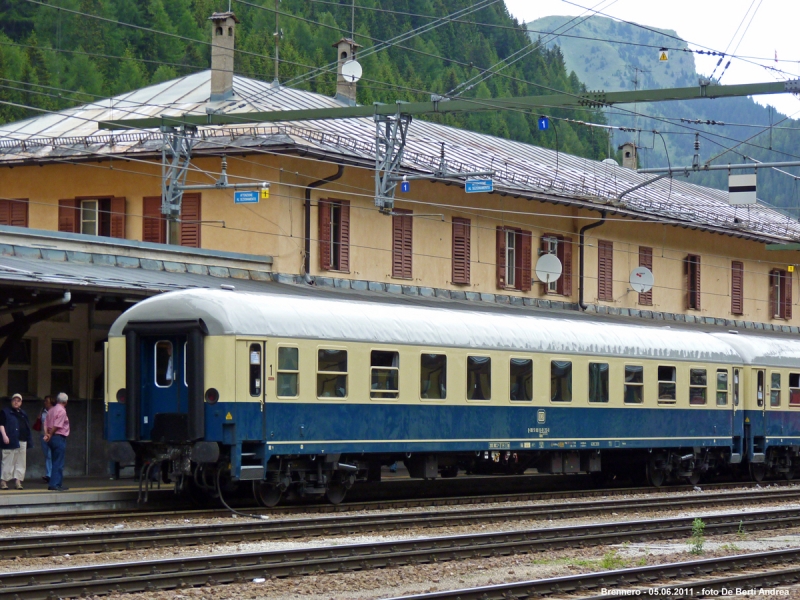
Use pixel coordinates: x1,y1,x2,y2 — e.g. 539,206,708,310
43,393,70,492
0,393,33,490
39,396,53,483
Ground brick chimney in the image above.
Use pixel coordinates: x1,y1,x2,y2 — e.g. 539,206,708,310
619,141,638,170
209,12,239,102
333,38,361,106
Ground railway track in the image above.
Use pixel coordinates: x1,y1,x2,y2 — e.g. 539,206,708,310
2,507,800,598
6,486,800,559
388,548,800,599
1,479,794,528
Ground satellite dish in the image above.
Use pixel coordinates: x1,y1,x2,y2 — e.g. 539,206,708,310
630,266,654,294
602,158,619,166
341,60,362,83
535,253,562,284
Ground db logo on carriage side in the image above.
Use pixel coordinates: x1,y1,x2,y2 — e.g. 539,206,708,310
537,409,546,424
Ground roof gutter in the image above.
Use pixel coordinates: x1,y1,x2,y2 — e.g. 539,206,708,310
579,211,606,311
304,165,345,280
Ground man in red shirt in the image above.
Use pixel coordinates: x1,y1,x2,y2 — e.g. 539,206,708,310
43,393,70,491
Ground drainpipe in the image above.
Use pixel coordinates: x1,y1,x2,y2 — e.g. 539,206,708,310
304,165,345,280
579,211,606,311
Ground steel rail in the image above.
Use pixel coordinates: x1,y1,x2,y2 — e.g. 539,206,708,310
5,487,800,559
387,548,800,599
2,508,800,598
0,479,792,528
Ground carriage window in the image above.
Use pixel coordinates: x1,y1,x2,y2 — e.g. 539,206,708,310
734,369,740,406
155,341,173,388
317,349,347,398
510,358,533,401
467,356,491,400
658,366,676,403
420,354,446,399
588,362,609,403
371,351,399,399
183,342,188,387
790,373,800,406
249,344,262,397
757,370,765,407
277,347,299,397
551,361,572,402
770,372,781,407
689,368,707,405
624,365,644,404
717,370,728,406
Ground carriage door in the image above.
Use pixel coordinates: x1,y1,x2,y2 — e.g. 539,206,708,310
750,369,767,459
731,367,744,461
140,336,188,440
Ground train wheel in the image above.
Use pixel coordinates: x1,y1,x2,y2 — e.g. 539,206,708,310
254,482,282,507
441,465,459,479
685,472,701,486
325,481,348,505
646,459,666,487
749,463,766,483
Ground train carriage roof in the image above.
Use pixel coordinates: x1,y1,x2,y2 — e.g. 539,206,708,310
110,289,751,364
710,333,800,369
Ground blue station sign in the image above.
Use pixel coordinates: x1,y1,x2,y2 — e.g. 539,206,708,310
465,179,493,193
234,190,260,204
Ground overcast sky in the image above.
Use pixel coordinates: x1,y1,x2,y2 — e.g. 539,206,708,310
504,0,800,117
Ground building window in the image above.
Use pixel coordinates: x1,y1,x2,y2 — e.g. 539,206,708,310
0,199,28,228
770,269,792,320
588,362,609,403
551,360,572,402
541,234,572,296
318,199,350,272
51,340,74,396
731,261,744,315
59,197,126,239
7,338,32,395
597,240,613,301
467,356,491,400
717,370,729,406
451,218,471,285
420,354,446,399
685,254,701,309
392,210,413,279
790,373,800,405
509,358,533,401
141,194,201,247
496,227,531,291
689,368,707,405
370,350,399,399
81,199,101,236
770,372,781,407
624,365,644,404
639,246,653,306
317,349,347,398
277,347,299,398
658,366,676,403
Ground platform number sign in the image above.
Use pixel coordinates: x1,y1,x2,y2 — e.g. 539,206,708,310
538,116,549,131
400,180,410,193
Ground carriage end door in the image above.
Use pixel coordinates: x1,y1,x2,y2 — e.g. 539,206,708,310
140,336,188,440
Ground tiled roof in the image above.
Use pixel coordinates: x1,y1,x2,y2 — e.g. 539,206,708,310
0,70,798,243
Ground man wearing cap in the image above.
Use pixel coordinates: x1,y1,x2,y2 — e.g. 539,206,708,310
0,393,33,490
43,393,70,492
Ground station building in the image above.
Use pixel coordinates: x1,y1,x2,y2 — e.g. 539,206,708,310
1,12,799,476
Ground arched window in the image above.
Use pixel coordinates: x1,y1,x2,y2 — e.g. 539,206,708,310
228,27,233,36
341,51,348,60
216,26,223,36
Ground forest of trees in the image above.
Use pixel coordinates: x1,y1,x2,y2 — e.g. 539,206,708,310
0,0,610,160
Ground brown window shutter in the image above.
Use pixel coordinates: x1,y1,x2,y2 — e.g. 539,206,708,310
142,196,166,244
769,269,779,318
58,199,80,233
496,226,506,289
597,240,613,301
784,270,793,320
318,199,332,270
8,199,28,227
560,236,573,297
452,218,471,284
180,193,201,248
731,261,744,315
639,246,653,306
110,197,126,239
519,230,532,292
686,254,701,310
694,255,701,310
338,201,350,272
392,209,412,279
0,200,8,225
